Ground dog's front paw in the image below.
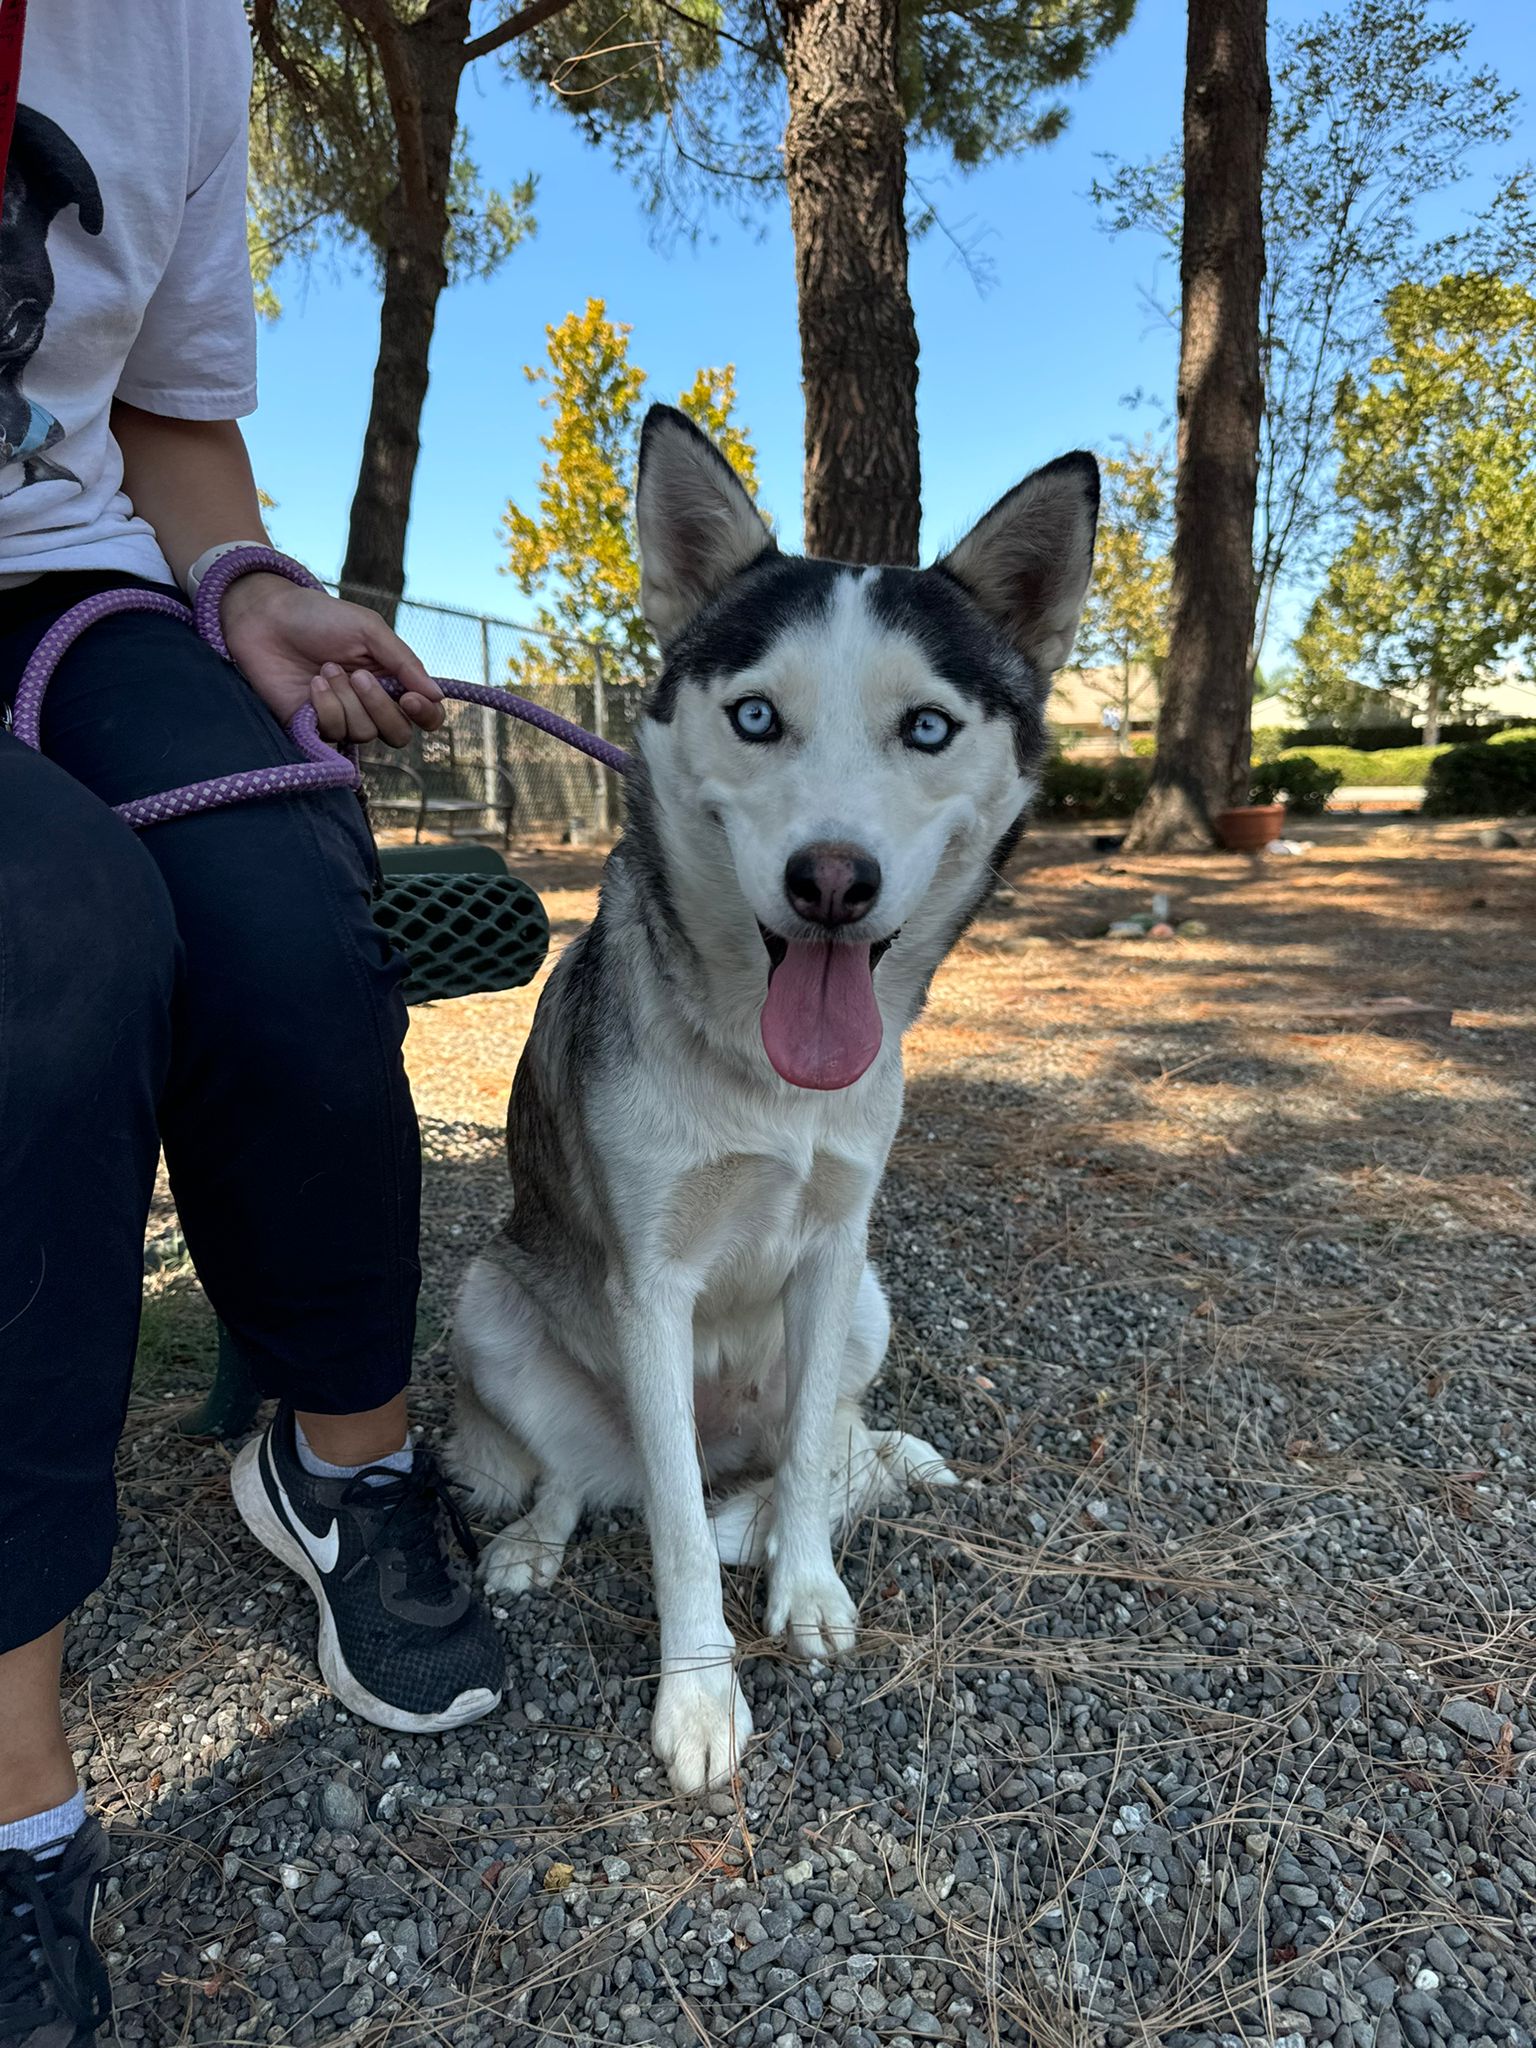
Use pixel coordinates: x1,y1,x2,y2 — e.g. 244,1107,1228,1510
652,1663,753,1796
483,1517,567,1596
767,1570,859,1663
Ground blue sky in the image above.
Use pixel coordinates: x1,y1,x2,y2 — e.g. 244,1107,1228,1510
245,0,1532,657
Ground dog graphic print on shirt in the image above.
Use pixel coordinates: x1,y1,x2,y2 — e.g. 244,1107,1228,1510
0,105,102,491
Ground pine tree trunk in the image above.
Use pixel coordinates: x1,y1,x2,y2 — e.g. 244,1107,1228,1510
338,18,464,621
1125,0,1270,853
781,0,920,565
338,227,449,620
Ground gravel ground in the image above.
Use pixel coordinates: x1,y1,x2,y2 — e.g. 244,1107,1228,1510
95,821,1535,2046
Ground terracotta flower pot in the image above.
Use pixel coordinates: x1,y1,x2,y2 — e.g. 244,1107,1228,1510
1214,803,1285,852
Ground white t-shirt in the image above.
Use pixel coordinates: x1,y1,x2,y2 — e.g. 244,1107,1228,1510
0,0,256,585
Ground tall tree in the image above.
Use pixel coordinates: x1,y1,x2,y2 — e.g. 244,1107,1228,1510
782,0,918,561
1093,4,1519,679
1124,0,1269,853
502,300,760,683
514,2,1134,563
1072,442,1172,749
249,0,575,617
1296,274,1536,744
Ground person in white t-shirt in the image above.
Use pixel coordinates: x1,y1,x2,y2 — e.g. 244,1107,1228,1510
0,11,506,2034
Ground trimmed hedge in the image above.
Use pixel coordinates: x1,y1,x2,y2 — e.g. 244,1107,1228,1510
1251,755,1342,814
1423,737,1536,816
1278,744,1446,786
1284,717,1533,751
1041,732,1536,818
1038,754,1149,817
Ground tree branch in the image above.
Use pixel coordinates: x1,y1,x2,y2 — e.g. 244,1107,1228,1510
462,0,582,64
649,0,769,58
330,0,431,217
249,0,323,110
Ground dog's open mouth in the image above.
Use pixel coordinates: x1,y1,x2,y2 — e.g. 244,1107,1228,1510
756,925,897,1092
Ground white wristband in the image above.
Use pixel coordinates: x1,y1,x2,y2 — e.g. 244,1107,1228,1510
184,540,271,600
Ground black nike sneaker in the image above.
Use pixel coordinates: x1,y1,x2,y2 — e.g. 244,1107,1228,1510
0,1821,111,2048
232,1406,504,1733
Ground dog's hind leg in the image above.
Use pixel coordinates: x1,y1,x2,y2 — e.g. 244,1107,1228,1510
830,1410,959,1519
709,1478,774,1568
482,1483,585,1595
833,1266,957,1505
450,1375,539,1521
451,1376,583,1593
451,1376,581,1594
711,1268,954,1570
713,1416,957,1569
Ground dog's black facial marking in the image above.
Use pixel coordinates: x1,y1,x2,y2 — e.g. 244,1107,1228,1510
612,761,703,979
643,551,1047,779
646,556,844,724
865,568,1048,774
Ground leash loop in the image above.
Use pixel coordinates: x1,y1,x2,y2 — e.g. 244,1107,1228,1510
10,547,632,830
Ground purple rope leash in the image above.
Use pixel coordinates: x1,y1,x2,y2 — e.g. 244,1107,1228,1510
11,545,632,831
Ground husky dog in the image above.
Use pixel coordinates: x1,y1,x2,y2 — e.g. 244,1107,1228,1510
451,407,1098,1794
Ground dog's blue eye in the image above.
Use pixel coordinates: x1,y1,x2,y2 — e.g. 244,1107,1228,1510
730,696,780,742
904,707,957,752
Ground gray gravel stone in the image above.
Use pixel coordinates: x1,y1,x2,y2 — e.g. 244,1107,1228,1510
1439,1697,1508,1744
317,1777,368,1833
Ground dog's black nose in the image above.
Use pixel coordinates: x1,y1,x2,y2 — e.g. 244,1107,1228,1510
784,843,882,927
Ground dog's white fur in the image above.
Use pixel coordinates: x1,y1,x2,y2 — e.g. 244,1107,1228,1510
451,411,1097,1795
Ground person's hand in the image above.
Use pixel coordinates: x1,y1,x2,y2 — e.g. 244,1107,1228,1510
221,573,445,748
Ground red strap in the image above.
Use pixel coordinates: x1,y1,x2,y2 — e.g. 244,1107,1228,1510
0,0,28,198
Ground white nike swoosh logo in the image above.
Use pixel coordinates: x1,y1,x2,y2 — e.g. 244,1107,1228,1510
275,1471,341,1576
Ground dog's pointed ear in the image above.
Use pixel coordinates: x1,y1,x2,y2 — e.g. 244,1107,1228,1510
636,404,776,648
937,452,1100,676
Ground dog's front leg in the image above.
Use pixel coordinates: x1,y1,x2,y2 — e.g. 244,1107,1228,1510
621,1279,753,1796
768,1227,864,1661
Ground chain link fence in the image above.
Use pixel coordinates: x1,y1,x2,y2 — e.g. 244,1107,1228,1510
339,585,648,844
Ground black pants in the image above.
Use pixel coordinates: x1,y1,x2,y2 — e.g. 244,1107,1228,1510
0,575,420,1652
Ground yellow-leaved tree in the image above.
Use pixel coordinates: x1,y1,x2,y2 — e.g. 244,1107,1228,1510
503,300,760,691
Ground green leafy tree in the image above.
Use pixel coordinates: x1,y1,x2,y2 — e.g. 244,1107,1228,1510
1299,273,1536,745
1289,588,1377,731
248,0,575,617
1072,443,1172,750
1093,2,1520,679
514,2,1135,565
502,300,760,686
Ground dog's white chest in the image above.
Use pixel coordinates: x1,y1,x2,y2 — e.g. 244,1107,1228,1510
658,1143,871,1310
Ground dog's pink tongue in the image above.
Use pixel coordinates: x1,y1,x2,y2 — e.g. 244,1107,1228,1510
760,941,883,1090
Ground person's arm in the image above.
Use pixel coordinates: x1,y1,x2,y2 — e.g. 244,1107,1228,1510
111,402,442,747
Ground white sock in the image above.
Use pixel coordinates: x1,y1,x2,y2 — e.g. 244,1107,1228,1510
0,1787,85,1861
295,1419,413,1488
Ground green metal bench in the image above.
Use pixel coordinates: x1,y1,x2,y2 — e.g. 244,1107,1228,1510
175,843,549,1439
359,756,520,847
